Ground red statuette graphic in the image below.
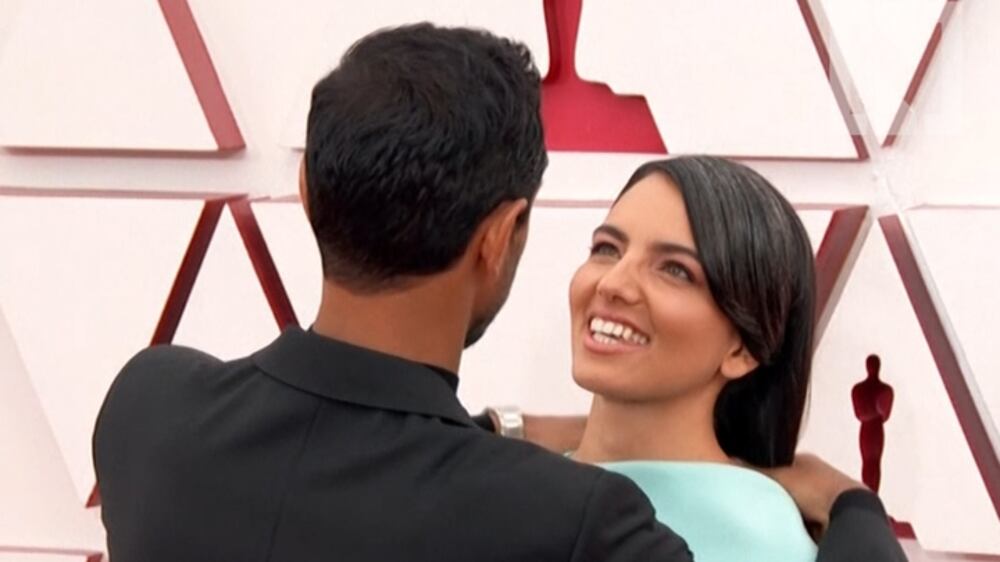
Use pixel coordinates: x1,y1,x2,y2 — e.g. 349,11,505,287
853,354,894,493
540,0,665,153
851,354,916,538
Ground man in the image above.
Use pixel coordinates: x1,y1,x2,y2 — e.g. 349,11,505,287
94,24,906,561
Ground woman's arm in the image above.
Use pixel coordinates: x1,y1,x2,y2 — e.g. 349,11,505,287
764,454,908,562
480,411,907,560
474,409,587,453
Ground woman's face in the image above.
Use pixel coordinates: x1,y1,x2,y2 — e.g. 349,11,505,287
569,173,748,403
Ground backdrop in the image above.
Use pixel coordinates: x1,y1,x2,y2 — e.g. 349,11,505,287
0,1,997,560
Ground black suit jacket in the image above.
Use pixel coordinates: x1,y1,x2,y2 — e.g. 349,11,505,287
94,327,905,561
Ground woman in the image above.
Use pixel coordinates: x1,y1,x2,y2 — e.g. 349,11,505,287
568,156,817,561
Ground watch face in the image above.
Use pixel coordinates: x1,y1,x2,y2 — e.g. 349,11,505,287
489,406,524,438
500,416,524,439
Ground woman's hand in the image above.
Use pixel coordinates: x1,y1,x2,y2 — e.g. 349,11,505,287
761,453,868,534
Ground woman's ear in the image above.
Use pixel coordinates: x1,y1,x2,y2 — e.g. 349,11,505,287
720,340,759,380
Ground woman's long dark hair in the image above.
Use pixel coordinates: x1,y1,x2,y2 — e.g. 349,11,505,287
619,156,816,467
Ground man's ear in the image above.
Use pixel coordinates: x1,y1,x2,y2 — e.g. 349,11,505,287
299,158,310,219
477,198,529,276
720,339,759,380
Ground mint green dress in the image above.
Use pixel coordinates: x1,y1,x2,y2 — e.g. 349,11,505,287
600,461,817,562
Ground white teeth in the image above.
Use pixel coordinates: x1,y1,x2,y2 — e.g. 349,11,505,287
594,333,616,345
588,316,649,346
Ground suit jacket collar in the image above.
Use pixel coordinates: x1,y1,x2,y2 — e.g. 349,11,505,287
252,327,477,429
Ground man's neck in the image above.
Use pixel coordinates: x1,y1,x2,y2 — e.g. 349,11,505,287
311,276,473,374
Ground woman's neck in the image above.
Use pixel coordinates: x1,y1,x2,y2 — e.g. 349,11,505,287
573,386,731,465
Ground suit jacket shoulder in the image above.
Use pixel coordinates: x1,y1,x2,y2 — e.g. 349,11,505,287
94,334,693,562
391,425,692,561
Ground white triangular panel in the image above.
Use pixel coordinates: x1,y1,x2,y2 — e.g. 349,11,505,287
0,1,22,53
888,1,1000,205
540,153,660,201
798,209,835,255
0,550,97,562
0,195,203,503
172,208,280,360
906,208,1000,447
0,549,95,562
280,0,549,148
460,207,606,415
899,539,975,562
821,0,946,143
252,201,322,327
541,154,880,204
0,0,215,150
0,308,105,553
576,0,858,158
800,227,1000,554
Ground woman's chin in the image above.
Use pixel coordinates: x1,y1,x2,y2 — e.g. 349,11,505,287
572,364,628,398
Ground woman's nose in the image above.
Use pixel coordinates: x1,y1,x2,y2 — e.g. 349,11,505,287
595,258,640,305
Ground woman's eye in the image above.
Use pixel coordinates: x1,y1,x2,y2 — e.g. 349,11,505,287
662,261,692,282
589,242,620,258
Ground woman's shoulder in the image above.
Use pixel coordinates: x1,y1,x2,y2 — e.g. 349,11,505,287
601,460,792,499
600,460,817,562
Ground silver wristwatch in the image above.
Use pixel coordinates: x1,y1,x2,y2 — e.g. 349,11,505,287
486,405,524,439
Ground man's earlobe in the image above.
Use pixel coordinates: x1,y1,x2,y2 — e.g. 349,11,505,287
481,198,529,274
299,158,310,219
